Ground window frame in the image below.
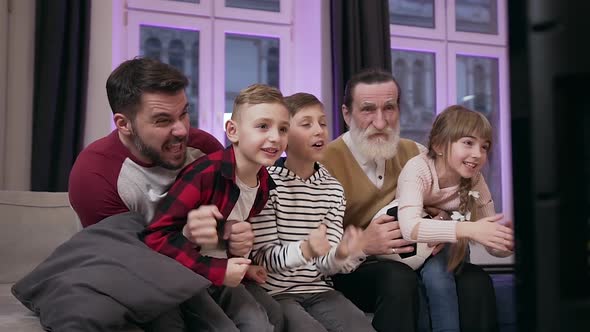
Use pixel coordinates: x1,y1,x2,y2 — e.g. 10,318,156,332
126,11,214,133
212,19,292,142
446,0,507,45
214,0,292,24
127,0,212,17
389,0,446,40
390,36,447,115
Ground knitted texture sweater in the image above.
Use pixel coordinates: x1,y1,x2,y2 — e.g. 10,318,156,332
396,153,495,243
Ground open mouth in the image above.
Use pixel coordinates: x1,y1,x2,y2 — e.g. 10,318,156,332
261,147,279,155
312,141,324,148
165,142,185,154
463,161,478,169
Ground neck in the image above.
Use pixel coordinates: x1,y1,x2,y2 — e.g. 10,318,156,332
284,157,315,180
233,148,261,187
434,157,459,188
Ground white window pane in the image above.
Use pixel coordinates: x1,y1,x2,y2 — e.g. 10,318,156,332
456,54,502,210
389,0,434,29
140,25,200,127
392,49,436,145
225,34,279,114
455,0,498,35
226,0,280,12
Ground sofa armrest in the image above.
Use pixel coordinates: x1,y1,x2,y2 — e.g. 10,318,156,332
0,191,81,283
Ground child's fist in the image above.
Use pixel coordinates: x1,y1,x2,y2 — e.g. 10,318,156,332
223,257,251,287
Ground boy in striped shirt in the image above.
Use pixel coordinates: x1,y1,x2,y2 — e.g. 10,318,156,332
250,93,375,332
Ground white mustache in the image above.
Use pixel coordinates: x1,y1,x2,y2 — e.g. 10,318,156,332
362,126,393,139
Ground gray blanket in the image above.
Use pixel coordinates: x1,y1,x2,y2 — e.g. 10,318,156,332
11,212,211,331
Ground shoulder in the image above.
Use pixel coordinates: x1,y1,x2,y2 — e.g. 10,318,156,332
399,153,433,182
187,128,223,154
71,131,129,178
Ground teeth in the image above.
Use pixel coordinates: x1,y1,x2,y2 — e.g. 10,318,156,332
464,162,477,169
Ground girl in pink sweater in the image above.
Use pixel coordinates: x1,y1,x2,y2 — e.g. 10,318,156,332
396,105,514,332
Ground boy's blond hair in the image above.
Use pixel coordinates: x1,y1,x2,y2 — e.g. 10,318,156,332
231,84,286,120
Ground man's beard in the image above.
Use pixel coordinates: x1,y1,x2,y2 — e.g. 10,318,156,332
349,118,400,161
131,123,187,170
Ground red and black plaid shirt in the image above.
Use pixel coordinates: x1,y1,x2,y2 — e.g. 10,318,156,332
141,146,275,286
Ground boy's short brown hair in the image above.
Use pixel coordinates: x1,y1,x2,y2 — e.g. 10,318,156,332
231,84,286,120
284,93,324,117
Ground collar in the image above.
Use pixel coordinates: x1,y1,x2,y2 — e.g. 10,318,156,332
219,145,276,190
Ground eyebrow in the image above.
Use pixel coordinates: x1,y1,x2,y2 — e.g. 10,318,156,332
151,103,189,118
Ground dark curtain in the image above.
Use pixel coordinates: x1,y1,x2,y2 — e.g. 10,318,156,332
30,0,90,192
330,0,392,136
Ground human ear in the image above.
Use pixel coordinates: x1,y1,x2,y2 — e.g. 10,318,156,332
342,105,351,128
114,113,133,136
225,119,239,143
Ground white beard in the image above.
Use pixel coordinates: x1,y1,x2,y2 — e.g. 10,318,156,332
349,118,400,161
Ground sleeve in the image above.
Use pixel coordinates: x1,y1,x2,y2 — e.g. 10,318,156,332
188,128,224,154
313,196,364,276
68,151,129,228
471,174,513,257
397,159,458,243
141,165,228,286
471,174,496,219
249,190,308,273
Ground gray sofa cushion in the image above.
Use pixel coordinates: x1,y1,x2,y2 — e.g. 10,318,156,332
11,212,211,331
0,191,81,284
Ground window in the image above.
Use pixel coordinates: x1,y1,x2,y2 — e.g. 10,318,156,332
390,0,511,264
125,0,293,143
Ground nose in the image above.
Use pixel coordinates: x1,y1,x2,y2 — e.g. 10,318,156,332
268,128,279,142
312,122,323,136
472,146,483,158
171,120,188,138
372,110,387,130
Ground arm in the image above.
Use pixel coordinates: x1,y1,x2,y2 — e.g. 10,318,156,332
313,197,364,276
68,152,129,227
250,193,308,273
397,164,458,243
142,166,228,286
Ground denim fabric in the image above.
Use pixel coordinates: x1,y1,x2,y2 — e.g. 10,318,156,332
420,246,460,332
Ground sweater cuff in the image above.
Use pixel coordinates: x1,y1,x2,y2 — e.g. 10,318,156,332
416,220,458,243
285,241,308,268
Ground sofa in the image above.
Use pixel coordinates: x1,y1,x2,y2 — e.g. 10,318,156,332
0,190,82,331
0,191,149,331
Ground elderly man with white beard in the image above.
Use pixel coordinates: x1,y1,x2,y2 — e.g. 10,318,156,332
321,68,499,332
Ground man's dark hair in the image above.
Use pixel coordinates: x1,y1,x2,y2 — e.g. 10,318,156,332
106,57,189,117
342,68,402,109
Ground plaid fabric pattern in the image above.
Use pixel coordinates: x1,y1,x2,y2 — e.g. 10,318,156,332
141,146,275,286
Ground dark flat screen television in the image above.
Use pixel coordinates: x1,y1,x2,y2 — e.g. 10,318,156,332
509,1,590,330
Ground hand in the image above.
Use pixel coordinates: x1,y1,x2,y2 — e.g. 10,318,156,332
428,242,446,256
245,265,267,284
224,220,254,257
363,215,415,256
301,224,331,260
223,257,251,287
457,214,513,252
336,226,365,259
184,205,223,247
425,207,450,221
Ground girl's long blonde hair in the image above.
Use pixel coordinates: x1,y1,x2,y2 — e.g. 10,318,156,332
427,105,493,271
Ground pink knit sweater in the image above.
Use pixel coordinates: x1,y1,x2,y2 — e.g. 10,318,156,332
396,153,495,243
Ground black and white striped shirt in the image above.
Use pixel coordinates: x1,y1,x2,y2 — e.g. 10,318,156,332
250,162,362,295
